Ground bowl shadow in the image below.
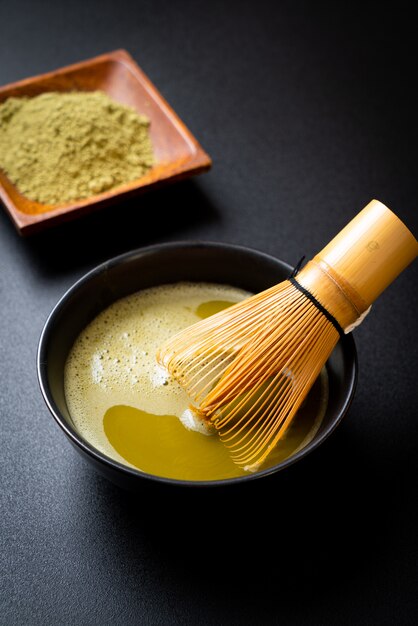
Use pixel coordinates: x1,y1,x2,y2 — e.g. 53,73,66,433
80,422,389,619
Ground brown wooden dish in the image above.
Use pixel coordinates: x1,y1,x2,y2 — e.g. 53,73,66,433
0,49,212,235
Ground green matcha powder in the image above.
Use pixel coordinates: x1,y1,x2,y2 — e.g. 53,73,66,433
0,91,154,205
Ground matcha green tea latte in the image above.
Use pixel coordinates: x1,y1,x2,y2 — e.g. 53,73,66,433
64,283,328,481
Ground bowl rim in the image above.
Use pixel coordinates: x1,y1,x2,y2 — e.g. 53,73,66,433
37,241,358,488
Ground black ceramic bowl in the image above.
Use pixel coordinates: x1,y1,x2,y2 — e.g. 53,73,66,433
37,242,357,490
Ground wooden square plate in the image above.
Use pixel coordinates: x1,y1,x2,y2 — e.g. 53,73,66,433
0,49,212,235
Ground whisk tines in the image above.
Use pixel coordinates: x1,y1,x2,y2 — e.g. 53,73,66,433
158,280,339,470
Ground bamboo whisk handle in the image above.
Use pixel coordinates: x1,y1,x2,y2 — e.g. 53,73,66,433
296,200,418,331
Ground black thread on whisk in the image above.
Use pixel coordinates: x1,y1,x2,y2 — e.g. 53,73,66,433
289,277,345,337
288,256,306,279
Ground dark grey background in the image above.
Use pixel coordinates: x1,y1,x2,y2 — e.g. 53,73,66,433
1,1,417,624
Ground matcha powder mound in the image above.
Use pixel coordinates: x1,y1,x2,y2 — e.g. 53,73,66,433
0,91,154,205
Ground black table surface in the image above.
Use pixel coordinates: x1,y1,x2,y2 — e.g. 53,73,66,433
1,2,417,624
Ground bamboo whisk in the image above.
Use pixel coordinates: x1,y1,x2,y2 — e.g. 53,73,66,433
157,200,418,470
